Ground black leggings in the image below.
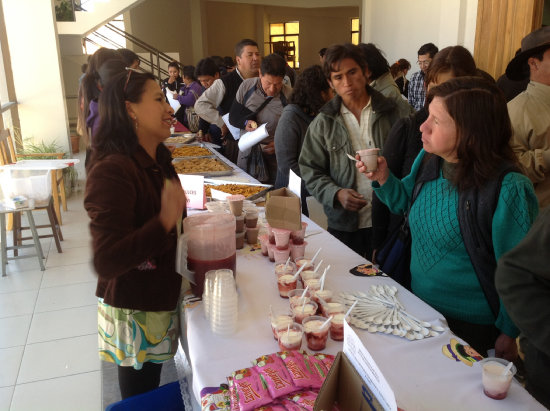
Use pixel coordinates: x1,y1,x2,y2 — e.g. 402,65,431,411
117,362,163,399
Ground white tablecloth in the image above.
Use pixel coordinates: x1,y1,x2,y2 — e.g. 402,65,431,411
179,150,543,410
181,212,544,411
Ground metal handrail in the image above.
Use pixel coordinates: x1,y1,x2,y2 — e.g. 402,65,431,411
104,23,183,80
83,34,170,81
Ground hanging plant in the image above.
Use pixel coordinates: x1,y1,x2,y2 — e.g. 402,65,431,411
55,0,75,22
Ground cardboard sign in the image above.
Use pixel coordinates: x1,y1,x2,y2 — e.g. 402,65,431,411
178,174,206,210
265,187,301,231
342,321,397,411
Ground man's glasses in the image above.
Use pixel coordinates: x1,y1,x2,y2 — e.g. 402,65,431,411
417,60,431,67
123,67,143,93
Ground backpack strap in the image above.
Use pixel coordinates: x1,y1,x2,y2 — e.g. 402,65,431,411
458,163,520,319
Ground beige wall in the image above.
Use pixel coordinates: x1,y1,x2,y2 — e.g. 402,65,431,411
262,5,359,69
127,0,195,65
204,2,260,59
204,2,359,69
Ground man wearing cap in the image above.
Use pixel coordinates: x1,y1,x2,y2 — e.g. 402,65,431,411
507,26,550,208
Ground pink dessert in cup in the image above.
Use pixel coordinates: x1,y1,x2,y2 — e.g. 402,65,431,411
277,322,303,351
303,315,329,351
330,313,345,341
292,301,318,324
278,274,298,297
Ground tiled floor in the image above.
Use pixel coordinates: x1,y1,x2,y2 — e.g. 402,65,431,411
0,169,102,410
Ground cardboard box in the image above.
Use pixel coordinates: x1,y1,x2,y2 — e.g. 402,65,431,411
265,187,301,231
314,351,385,411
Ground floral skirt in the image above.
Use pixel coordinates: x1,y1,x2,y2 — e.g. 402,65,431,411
97,299,179,370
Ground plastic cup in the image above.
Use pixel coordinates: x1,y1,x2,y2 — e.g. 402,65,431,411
322,301,345,317
227,194,245,216
287,289,311,308
277,322,303,351
481,358,517,400
357,148,380,172
266,223,275,244
259,234,269,256
330,313,345,341
302,315,330,351
290,240,307,261
291,301,318,324
278,274,298,298
275,262,296,278
270,309,295,340
267,243,276,262
273,246,291,264
304,277,321,291
300,269,320,283
290,222,308,244
312,289,333,306
246,226,259,244
235,231,245,249
244,210,258,228
295,258,314,271
272,228,292,250
235,215,245,232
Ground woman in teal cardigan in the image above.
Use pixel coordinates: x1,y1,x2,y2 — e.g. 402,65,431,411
357,77,538,360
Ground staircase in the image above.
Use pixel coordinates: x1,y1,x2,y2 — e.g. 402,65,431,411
56,0,145,36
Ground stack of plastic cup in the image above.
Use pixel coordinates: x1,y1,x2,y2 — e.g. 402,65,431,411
202,270,218,320
209,269,238,336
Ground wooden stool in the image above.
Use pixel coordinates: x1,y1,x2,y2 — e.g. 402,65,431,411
12,196,63,256
0,204,45,277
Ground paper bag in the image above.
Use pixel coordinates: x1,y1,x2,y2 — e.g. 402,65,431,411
265,187,301,231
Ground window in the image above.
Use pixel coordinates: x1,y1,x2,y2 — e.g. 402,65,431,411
351,18,360,45
269,21,299,69
83,15,126,55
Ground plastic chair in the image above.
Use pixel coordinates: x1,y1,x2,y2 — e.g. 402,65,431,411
104,381,185,411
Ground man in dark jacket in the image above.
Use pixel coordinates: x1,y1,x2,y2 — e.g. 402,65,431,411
194,39,260,164
496,206,550,409
299,44,409,259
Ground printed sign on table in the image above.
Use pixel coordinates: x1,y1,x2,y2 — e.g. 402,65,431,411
343,320,397,411
178,174,206,209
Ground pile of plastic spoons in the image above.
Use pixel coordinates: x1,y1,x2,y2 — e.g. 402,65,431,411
339,284,446,341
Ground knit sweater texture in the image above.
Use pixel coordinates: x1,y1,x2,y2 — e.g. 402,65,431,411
374,150,538,337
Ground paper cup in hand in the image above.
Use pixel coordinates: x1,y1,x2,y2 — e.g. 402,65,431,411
357,148,380,172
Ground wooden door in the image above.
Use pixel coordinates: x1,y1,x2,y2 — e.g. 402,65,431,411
474,0,544,79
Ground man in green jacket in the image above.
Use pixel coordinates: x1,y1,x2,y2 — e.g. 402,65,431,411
496,206,550,409
299,43,409,259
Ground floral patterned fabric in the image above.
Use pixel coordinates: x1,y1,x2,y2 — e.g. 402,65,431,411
97,299,179,370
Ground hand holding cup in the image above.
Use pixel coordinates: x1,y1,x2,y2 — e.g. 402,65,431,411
356,154,390,186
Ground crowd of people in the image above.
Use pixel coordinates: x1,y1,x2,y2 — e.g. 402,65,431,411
79,27,550,408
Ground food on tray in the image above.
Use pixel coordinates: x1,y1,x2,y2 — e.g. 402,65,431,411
205,183,265,198
173,158,231,174
165,135,194,144
171,146,212,157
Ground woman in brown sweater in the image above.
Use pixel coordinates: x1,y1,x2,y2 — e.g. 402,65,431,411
85,69,186,399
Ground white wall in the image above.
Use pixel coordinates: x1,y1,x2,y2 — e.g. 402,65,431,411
362,0,478,79
3,0,70,151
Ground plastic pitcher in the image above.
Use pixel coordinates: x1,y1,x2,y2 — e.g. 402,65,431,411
184,212,236,296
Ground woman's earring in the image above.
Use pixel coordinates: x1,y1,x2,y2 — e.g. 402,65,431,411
133,116,138,129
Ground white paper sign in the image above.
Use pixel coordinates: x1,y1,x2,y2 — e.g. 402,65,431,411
222,113,243,141
343,320,397,411
178,174,206,210
288,169,302,199
237,123,269,151
165,88,181,113
210,188,230,201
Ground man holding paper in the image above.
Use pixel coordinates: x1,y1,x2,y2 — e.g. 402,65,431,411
229,53,292,184
299,44,409,259
194,39,261,165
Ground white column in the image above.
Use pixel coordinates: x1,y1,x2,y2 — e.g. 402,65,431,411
2,0,70,152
